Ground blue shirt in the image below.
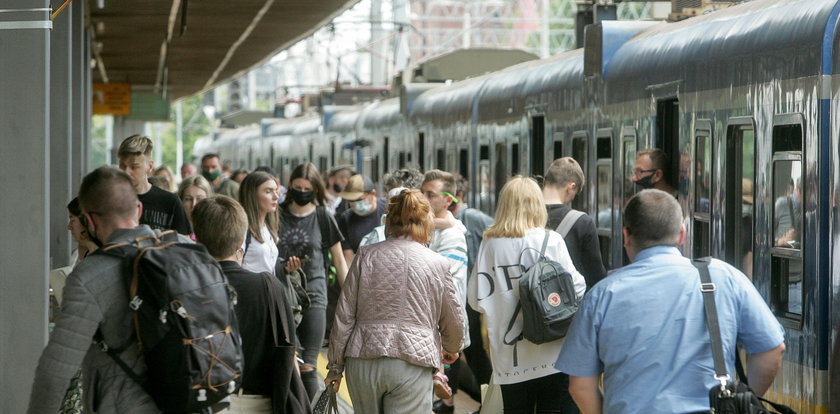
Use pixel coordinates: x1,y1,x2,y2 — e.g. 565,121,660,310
555,246,785,414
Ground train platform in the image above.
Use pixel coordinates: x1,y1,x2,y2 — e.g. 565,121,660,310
314,350,481,414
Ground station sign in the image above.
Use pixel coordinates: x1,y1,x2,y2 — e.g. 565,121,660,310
92,83,131,115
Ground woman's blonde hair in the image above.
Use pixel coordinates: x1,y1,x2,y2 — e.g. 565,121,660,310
177,175,214,200
385,189,434,244
238,171,278,244
484,176,548,239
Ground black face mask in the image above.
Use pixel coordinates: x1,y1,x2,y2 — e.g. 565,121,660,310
289,189,315,206
332,183,343,193
80,214,104,248
635,174,656,190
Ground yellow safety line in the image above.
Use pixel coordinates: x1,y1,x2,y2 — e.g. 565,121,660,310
317,351,353,406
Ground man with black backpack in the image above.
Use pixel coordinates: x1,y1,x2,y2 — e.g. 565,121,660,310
28,167,160,413
543,157,606,288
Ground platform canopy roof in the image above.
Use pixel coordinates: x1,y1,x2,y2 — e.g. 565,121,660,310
88,0,358,100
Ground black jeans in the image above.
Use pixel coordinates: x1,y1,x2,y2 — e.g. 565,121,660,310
296,306,326,401
499,372,579,414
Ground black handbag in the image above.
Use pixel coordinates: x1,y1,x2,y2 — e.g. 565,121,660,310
693,259,795,414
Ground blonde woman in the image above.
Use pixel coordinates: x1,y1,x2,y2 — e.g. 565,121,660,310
177,175,214,239
238,171,281,275
153,165,178,192
468,176,586,414
326,189,464,414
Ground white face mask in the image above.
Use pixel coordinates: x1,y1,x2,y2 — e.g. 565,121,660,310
351,198,373,216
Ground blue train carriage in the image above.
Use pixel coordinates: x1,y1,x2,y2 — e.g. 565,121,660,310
411,74,493,212
355,98,411,189
596,0,839,411
323,105,364,170
262,117,298,182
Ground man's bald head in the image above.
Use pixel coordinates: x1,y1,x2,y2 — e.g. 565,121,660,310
623,189,683,251
79,166,140,225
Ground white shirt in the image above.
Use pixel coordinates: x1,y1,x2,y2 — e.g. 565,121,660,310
241,225,279,275
468,227,586,384
429,220,470,349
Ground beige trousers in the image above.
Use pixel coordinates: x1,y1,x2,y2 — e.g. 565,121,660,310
345,357,434,414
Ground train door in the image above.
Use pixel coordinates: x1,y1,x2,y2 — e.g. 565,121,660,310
692,121,713,258
769,114,804,325
596,130,613,270
723,117,755,278
530,115,546,177
570,131,589,212
621,127,637,265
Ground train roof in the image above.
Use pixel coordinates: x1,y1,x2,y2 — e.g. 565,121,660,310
324,107,363,133
477,48,584,121
292,116,322,135
359,98,402,129
410,74,492,127
603,0,835,101
216,125,260,142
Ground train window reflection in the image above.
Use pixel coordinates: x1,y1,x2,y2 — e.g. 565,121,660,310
772,159,802,251
695,135,711,214
596,163,612,229
571,134,588,212
623,139,636,201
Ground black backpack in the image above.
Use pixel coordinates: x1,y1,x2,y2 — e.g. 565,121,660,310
95,231,243,413
505,230,579,349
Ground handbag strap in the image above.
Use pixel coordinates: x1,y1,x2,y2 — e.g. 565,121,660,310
693,258,730,389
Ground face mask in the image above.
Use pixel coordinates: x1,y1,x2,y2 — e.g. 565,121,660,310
635,174,656,190
350,198,373,216
202,170,221,182
332,183,343,193
289,189,315,206
80,214,104,248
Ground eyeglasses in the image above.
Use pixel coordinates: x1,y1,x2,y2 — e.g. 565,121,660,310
423,190,459,203
632,168,657,177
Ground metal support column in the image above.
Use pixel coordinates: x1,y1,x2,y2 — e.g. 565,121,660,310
50,2,72,268
70,0,87,188
0,1,51,412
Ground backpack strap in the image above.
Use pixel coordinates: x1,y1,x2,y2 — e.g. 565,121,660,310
539,229,550,256
244,231,252,257
555,210,585,238
315,206,331,251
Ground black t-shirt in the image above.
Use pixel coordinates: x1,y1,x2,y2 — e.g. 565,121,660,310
277,207,343,308
546,203,607,289
220,261,295,396
337,197,386,253
138,185,192,235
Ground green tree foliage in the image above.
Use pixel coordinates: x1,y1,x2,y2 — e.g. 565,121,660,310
158,95,213,173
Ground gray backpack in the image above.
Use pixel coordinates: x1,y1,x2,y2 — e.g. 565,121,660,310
504,230,579,354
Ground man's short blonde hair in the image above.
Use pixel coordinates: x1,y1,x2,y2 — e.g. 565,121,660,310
118,134,153,159
544,157,584,189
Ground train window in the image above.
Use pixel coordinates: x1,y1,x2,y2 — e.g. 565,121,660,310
571,132,588,212
398,152,406,168
656,98,681,192
318,156,328,173
770,120,803,322
494,143,507,211
459,149,468,179
372,155,380,183
418,133,425,170
511,143,520,175
383,137,389,173
531,115,545,176
553,140,563,161
330,141,335,167
308,144,313,164
723,120,757,277
437,148,446,170
693,126,712,258
622,129,636,202
596,162,612,269
479,160,491,215
480,145,489,161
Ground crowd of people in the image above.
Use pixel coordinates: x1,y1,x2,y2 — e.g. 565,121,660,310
29,134,787,414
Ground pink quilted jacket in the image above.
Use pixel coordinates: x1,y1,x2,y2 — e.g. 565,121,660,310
327,238,465,377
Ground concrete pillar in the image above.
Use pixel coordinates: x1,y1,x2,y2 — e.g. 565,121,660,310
50,2,73,268
70,0,87,188
0,1,51,412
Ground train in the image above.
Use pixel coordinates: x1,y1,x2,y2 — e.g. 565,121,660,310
194,0,840,410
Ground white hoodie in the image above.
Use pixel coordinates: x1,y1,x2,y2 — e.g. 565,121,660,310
429,219,470,349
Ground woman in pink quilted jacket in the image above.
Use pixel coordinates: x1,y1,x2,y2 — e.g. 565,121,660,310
325,189,465,414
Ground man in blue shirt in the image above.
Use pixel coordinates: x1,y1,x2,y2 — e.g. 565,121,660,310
555,189,785,414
